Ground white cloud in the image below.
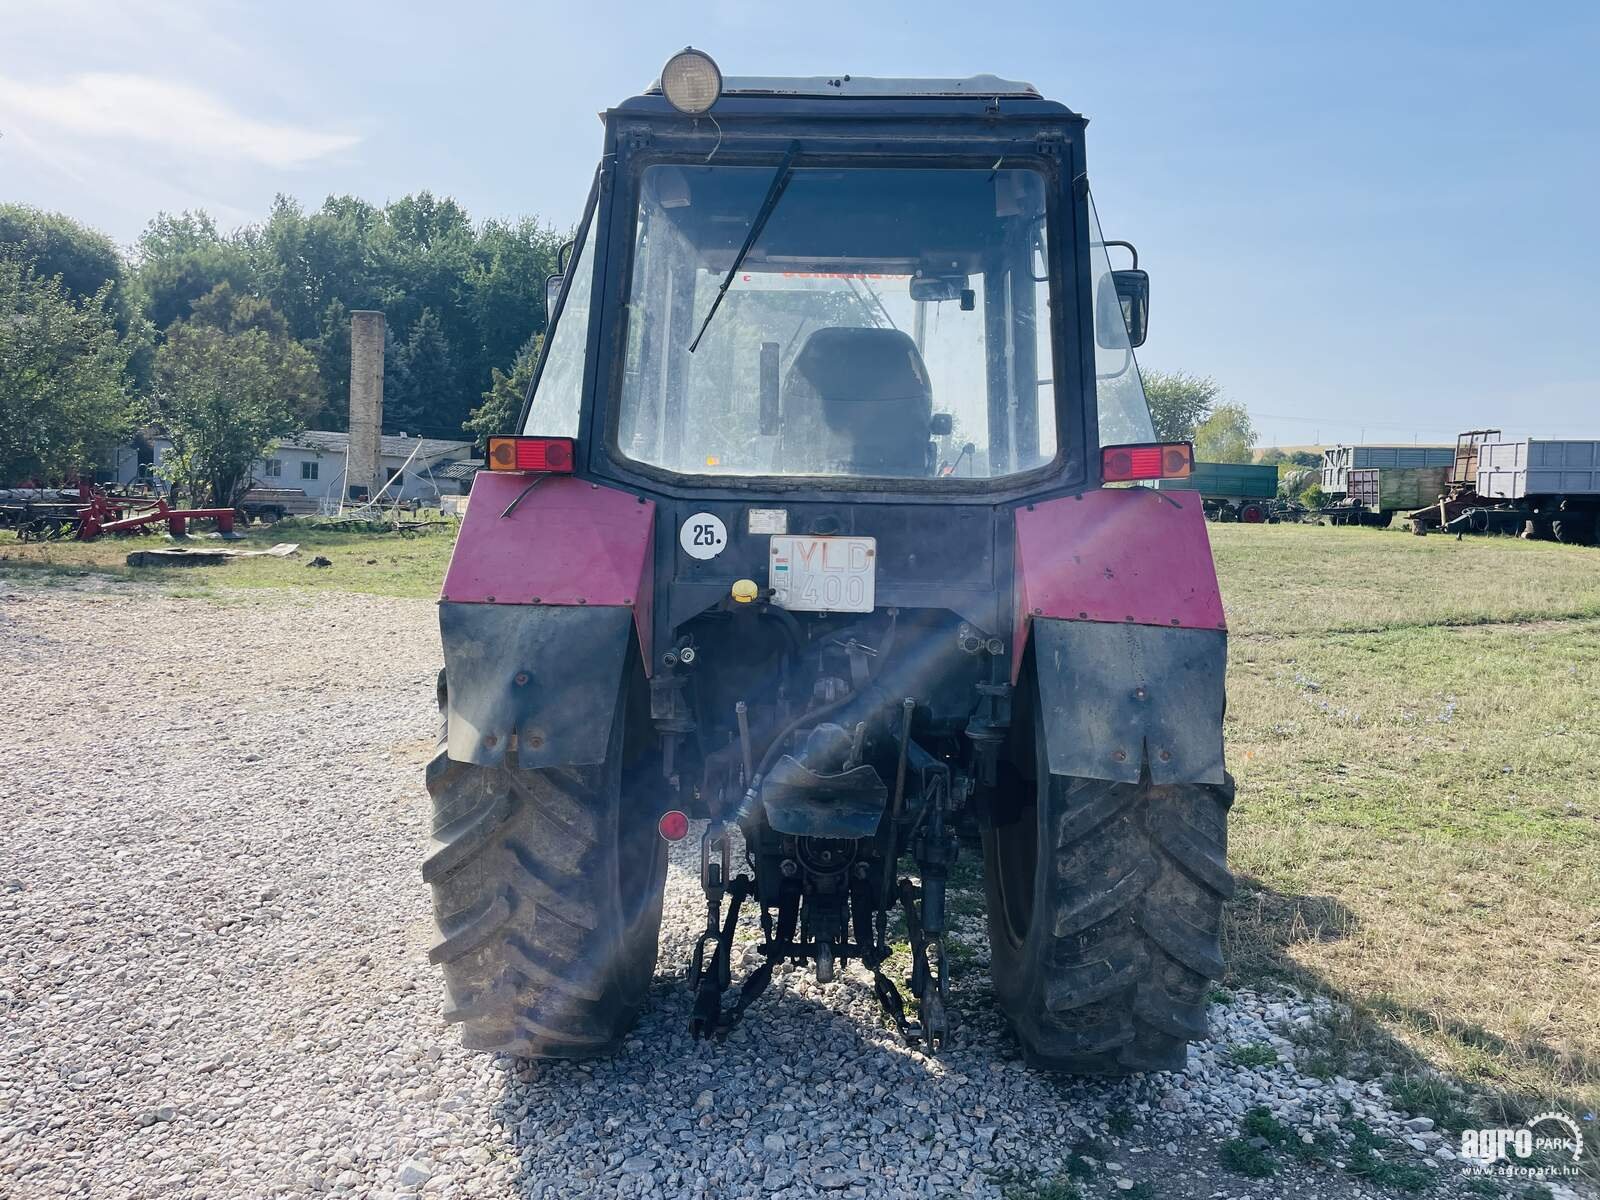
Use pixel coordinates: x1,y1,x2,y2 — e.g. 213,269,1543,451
0,72,358,170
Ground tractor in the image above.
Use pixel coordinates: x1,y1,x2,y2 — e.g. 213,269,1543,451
422,51,1234,1074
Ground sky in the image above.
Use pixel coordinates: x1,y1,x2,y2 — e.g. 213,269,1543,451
3,0,1597,446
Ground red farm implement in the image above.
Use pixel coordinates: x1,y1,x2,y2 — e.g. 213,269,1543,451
4,484,236,542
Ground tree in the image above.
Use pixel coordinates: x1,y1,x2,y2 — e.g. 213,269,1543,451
133,193,563,437
1277,465,1315,500
151,287,320,505
1140,369,1222,442
464,336,540,442
1193,403,1258,464
0,205,135,328
134,212,255,334
0,258,133,484
388,308,455,433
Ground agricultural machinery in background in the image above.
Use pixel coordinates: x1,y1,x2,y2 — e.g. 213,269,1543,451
1303,430,1600,543
0,483,237,542
1156,460,1279,523
421,52,1234,1074
1406,430,1600,544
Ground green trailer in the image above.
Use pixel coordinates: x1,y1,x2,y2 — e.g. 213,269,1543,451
1347,466,1450,518
1158,460,1279,522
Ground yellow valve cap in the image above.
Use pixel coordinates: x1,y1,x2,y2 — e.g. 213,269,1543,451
731,579,759,604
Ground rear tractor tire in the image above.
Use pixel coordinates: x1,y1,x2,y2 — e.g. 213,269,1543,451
421,670,667,1058
982,696,1234,1074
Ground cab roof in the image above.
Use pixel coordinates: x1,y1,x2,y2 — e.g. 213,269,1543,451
645,73,1041,99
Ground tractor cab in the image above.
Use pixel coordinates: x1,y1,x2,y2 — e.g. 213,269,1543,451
426,53,1231,1073
528,58,1157,491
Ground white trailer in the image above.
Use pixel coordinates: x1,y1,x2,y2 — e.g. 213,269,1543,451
1319,444,1455,495
1470,439,1600,543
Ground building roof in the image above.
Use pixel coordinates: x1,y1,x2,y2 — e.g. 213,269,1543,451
276,431,473,461
437,459,484,482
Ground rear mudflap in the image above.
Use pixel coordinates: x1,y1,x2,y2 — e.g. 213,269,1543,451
1031,618,1226,785
440,602,633,769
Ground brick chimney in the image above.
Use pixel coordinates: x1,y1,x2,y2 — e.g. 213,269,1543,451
347,311,385,502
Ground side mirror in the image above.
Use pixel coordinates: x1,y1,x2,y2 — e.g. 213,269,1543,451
929,412,954,436
544,238,578,325
1113,269,1149,348
759,341,781,436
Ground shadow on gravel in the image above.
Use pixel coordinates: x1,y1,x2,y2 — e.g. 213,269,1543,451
1224,874,1599,1167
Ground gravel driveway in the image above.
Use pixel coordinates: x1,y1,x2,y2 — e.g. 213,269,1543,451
1,577,1554,1200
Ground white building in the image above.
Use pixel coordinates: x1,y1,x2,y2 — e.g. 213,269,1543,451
105,434,174,485
102,430,476,508
252,431,475,507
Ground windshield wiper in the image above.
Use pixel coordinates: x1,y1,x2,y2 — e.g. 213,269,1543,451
689,141,801,353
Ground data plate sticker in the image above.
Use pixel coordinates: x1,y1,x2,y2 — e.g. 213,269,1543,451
769,536,876,613
747,507,788,535
680,512,727,560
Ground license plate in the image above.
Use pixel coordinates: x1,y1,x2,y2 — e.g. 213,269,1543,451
768,536,876,613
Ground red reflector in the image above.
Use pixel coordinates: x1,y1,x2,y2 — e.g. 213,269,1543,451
487,436,575,473
658,810,690,842
1102,442,1193,482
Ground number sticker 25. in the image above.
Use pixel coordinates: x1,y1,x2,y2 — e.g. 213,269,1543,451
679,512,727,560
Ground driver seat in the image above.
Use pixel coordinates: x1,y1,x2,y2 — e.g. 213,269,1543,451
779,327,935,477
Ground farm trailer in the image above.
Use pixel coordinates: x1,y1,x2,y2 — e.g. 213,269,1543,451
1344,465,1451,526
1468,439,1600,544
1319,444,1454,496
1156,460,1278,522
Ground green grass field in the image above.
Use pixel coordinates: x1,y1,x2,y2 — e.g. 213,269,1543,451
4,516,1596,1137
1212,523,1599,1139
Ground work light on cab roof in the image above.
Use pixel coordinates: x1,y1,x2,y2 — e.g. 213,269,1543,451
660,48,722,114
423,50,1235,1079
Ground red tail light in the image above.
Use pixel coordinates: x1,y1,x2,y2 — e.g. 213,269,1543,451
487,436,575,473
1102,442,1193,483
658,810,690,842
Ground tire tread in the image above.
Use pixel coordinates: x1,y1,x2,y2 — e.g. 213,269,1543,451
423,718,663,1059
987,769,1234,1075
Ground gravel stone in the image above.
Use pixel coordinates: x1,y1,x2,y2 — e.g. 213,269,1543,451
0,579,1506,1200
397,1160,432,1186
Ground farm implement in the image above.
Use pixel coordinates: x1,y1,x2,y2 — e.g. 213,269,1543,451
1,484,236,542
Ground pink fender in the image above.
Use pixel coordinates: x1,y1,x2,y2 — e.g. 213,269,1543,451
1013,486,1225,682
441,471,654,670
